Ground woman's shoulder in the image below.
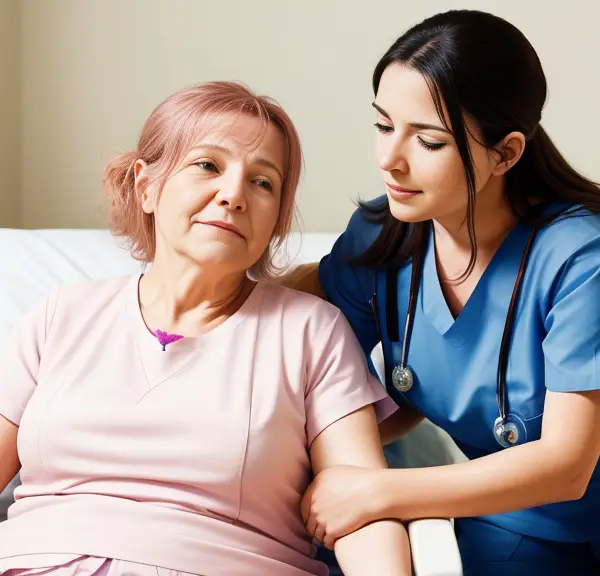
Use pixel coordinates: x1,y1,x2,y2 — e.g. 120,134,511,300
261,282,340,313
51,275,136,317
57,274,134,300
257,283,368,369
259,282,345,327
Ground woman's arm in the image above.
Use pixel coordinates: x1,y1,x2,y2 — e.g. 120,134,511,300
305,405,411,576
0,415,19,494
0,291,56,495
378,388,600,521
280,263,423,447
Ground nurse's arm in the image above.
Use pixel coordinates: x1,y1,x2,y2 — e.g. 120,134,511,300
276,263,324,298
378,404,425,445
376,389,600,521
0,414,20,493
308,405,412,576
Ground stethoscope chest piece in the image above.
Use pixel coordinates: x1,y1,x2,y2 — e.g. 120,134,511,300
494,416,520,448
392,364,414,392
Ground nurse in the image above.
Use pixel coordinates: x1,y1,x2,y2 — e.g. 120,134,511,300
292,9,600,576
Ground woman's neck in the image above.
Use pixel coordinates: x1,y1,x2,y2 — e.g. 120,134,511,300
139,257,253,337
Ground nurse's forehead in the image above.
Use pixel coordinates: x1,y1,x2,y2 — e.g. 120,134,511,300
375,64,447,127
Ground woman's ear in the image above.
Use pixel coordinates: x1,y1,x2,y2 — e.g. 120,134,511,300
135,160,156,214
492,132,526,176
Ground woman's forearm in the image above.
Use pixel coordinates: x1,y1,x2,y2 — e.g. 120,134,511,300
335,520,411,576
377,438,585,522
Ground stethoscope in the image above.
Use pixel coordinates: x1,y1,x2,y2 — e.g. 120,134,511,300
371,222,538,448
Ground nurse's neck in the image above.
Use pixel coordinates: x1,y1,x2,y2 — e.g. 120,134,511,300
432,177,517,255
432,177,519,315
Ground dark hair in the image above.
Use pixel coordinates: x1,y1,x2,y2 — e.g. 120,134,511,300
356,9,600,275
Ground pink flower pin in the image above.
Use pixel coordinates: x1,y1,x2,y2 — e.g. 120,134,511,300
153,329,184,351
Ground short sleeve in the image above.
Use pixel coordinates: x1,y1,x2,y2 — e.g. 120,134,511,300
304,309,398,446
0,289,58,425
543,238,600,393
318,203,383,360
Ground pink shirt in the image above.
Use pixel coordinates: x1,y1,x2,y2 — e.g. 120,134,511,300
0,276,395,575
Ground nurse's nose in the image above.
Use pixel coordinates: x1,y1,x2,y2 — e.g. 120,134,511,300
378,139,409,174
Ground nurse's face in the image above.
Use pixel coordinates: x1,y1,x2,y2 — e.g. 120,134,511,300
373,63,498,224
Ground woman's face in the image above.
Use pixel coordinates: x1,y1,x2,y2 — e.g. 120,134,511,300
373,63,498,225
138,113,286,273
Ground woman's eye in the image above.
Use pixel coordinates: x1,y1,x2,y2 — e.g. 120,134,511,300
195,161,218,172
374,122,394,134
254,179,273,191
417,137,446,151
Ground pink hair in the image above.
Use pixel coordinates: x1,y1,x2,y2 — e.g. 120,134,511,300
103,81,302,279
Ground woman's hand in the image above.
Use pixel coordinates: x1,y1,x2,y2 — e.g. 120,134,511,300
301,465,386,550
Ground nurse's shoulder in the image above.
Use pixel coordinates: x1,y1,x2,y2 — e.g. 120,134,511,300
528,206,600,395
524,207,600,328
317,195,388,357
533,206,600,279
327,196,386,261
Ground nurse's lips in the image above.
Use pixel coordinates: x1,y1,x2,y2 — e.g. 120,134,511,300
386,183,422,200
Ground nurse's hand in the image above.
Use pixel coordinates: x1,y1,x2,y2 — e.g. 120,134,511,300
301,465,385,549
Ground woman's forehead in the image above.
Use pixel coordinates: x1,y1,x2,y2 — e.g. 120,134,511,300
189,114,286,167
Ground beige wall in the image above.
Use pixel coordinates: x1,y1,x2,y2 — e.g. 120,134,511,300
0,0,20,228
14,0,600,231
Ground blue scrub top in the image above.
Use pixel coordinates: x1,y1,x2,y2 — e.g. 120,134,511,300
319,198,600,543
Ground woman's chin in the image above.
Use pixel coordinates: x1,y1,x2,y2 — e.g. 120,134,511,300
181,245,254,273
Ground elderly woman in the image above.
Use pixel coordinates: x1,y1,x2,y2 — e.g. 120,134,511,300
0,82,409,576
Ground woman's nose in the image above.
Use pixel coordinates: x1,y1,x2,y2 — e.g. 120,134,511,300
215,180,246,212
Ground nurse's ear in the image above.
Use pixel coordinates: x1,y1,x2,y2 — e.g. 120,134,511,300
491,131,526,176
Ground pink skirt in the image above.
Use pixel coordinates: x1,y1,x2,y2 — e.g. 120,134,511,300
0,555,199,576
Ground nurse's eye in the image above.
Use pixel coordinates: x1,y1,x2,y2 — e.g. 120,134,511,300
195,160,219,172
417,137,446,151
374,122,394,134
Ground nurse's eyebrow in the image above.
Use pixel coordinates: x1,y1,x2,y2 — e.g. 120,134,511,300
371,102,451,135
